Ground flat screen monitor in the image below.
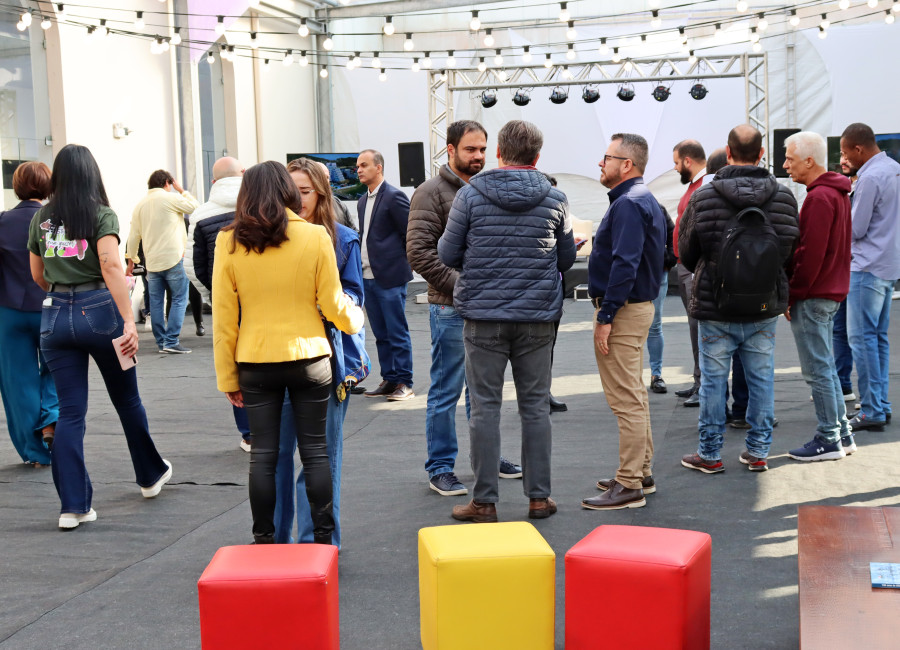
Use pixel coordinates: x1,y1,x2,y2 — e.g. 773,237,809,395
286,153,365,201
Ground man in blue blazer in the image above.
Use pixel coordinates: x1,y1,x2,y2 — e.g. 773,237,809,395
356,149,415,401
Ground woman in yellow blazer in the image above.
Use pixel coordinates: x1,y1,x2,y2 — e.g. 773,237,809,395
212,161,363,545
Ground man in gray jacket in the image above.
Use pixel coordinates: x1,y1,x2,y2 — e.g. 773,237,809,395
408,120,523,497
438,120,576,522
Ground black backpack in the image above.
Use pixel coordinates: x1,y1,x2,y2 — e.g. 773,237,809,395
714,206,781,316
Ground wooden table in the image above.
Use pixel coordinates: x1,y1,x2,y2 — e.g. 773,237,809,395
798,505,900,649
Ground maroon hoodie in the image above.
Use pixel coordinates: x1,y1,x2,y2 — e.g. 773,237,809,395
789,171,852,306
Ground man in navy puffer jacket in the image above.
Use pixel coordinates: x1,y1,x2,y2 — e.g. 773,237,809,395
438,120,575,522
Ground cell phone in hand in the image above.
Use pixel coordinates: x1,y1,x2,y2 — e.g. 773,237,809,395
112,334,138,371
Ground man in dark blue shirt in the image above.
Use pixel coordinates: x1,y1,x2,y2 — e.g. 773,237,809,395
582,133,666,511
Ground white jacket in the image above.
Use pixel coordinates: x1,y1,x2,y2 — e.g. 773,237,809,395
185,176,242,304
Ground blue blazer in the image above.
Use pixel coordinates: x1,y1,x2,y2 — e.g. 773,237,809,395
0,200,47,312
357,181,413,289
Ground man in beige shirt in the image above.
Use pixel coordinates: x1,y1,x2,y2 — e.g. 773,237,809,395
126,170,199,354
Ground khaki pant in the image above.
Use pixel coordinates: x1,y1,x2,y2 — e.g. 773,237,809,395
594,302,655,490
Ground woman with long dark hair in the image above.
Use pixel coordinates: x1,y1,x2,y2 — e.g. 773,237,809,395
272,158,369,546
212,161,363,545
28,144,171,529
0,162,58,467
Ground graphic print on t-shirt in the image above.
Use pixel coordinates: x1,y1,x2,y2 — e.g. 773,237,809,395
39,219,88,260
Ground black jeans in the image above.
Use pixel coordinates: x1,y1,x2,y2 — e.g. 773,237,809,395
239,356,333,543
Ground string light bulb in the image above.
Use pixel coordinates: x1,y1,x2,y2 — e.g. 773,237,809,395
497,69,508,81
352,52,362,67
651,10,661,28
57,4,67,21
446,51,456,67
298,51,308,66
135,11,145,30
206,51,215,64
21,12,32,27
750,27,759,43
612,47,622,63
886,9,896,22
298,18,309,37
403,33,414,51
16,19,26,31
544,53,553,68
818,26,828,38
371,52,381,68
868,0,878,7
412,58,420,72
599,38,609,55
440,70,448,82
379,68,387,82
758,13,768,31
559,2,570,22
41,16,51,30
563,65,573,80
714,22,723,37
839,0,850,9
171,27,182,45
483,28,494,47
820,14,830,29
688,50,697,65
323,33,334,50
566,44,576,60
477,57,487,72
214,16,224,36
99,19,109,36
320,67,328,78
249,32,258,48
494,49,503,66
283,50,294,66
736,0,748,13
422,52,432,68
893,1,900,14
469,10,481,31
522,46,532,63
383,16,395,36
566,21,577,40
752,41,762,52
789,10,800,27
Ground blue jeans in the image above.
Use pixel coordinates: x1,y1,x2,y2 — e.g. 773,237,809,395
233,405,251,441
363,279,413,386
40,289,167,514
697,318,777,461
425,305,467,478
791,299,849,443
832,299,853,394
274,390,348,547
847,271,894,420
646,272,669,377
147,259,189,350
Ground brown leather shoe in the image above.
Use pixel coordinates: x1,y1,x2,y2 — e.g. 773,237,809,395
596,476,656,495
451,499,498,523
386,383,415,401
364,380,397,398
528,497,557,519
581,482,646,510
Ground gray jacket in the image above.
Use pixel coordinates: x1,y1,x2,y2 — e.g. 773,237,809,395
438,167,575,322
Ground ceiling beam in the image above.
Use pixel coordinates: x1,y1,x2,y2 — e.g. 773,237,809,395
316,0,489,20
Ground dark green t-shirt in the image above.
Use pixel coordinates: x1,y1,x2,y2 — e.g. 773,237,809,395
27,206,120,286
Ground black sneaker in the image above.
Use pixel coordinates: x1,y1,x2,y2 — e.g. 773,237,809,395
162,344,192,354
499,457,523,479
849,413,886,431
739,450,768,472
429,472,467,496
729,418,751,429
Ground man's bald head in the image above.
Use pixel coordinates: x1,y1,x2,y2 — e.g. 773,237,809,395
212,157,244,182
726,125,764,165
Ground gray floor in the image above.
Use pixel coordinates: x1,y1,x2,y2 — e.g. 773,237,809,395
2,293,899,649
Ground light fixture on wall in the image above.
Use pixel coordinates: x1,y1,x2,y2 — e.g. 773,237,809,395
469,10,481,31
298,18,309,37
480,89,497,108
383,16,395,36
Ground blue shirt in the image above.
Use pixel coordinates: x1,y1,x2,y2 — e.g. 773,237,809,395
588,177,665,323
850,151,900,280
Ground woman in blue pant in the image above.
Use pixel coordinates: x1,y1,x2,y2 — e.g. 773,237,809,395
28,145,171,529
273,158,369,547
0,162,58,466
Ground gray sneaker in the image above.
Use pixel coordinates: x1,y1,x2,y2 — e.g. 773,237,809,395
429,472,467,496
162,344,192,354
499,457,523,479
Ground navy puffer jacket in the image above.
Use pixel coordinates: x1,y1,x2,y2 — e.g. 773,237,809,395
437,167,575,322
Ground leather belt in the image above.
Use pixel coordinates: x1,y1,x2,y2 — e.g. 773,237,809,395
49,280,107,293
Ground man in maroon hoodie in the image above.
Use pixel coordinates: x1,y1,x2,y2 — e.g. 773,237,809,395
782,131,854,462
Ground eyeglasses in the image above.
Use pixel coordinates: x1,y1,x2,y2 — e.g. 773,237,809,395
602,154,630,164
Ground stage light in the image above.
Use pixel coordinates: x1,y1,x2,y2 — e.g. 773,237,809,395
566,44,576,60
652,85,670,101
559,2,570,22
404,33,414,51
470,11,480,31
135,11,145,30
379,68,387,82
690,82,708,99
582,86,600,103
371,52,381,68
616,83,635,101
758,13,769,31
447,51,456,67
298,18,309,37
494,49,503,66
323,34,334,50
41,16,51,30
567,21,577,40
544,53,553,68
651,10,661,28
383,17,395,36
599,38,609,55
612,47,621,63
550,86,568,104
483,29,494,47
522,46,532,63
320,67,329,78
478,57,487,72
789,10,800,27
513,88,531,106
480,89,497,108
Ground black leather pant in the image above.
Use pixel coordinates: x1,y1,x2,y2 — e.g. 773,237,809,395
239,356,333,544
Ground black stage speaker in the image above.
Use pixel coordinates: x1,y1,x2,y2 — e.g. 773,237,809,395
773,128,801,178
398,142,426,187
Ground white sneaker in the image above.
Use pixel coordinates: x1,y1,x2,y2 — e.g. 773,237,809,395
141,459,172,498
239,439,251,452
843,391,857,402
144,318,152,332
59,508,97,529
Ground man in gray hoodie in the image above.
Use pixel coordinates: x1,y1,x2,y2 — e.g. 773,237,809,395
438,120,575,522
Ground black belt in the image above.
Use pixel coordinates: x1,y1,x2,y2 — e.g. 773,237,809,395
49,280,107,293
591,296,649,309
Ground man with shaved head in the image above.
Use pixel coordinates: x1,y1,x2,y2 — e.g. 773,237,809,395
678,124,798,474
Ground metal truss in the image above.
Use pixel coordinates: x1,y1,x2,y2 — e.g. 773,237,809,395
427,53,770,173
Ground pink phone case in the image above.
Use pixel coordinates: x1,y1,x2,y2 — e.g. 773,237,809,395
112,334,138,371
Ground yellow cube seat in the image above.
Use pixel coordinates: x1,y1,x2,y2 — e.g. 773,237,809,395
418,522,556,650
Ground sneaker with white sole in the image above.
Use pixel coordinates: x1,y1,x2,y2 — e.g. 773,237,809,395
162,344,192,354
142,460,172,498
788,437,846,462
841,433,857,455
239,439,251,453
429,472,467,496
739,450,768,472
59,508,97,529
499,456,523,479
843,390,857,402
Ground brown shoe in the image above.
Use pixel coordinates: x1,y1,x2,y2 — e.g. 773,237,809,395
528,497,557,519
451,500,498,523
596,476,656,495
386,383,415,401
582,482,646,510
364,380,397,398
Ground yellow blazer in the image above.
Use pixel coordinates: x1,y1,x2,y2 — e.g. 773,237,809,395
212,210,364,392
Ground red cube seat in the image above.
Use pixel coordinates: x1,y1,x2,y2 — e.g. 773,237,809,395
565,525,711,649
198,544,339,649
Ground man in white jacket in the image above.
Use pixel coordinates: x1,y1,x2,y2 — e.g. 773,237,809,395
185,157,244,305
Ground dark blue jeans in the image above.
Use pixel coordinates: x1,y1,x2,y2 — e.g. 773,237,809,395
832,299,854,394
425,305,467,478
363,279,413,386
40,289,167,514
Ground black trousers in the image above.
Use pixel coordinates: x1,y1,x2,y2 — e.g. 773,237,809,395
165,284,203,327
239,357,333,543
